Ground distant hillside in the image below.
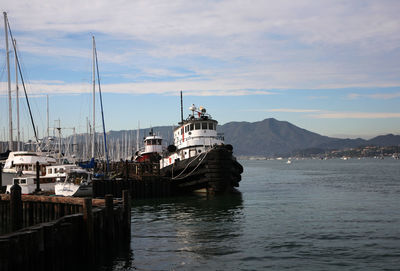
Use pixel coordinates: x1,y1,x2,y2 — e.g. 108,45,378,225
218,118,400,156
219,118,335,156
367,134,400,146
56,118,400,158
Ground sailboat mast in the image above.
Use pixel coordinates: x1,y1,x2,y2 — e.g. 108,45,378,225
47,95,49,139
136,121,140,152
4,12,13,151
93,35,110,172
14,39,20,151
91,36,96,158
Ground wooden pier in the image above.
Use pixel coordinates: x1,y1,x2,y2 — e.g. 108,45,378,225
93,160,178,199
0,185,131,271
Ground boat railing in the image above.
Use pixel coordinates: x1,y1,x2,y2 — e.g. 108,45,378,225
217,133,225,141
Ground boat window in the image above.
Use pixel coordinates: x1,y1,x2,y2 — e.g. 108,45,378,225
190,124,194,131
20,179,26,184
208,123,214,130
195,123,200,130
48,168,52,174
202,122,207,129
157,139,161,145
185,126,188,132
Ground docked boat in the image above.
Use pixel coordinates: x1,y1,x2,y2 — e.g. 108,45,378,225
54,166,92,197
5,164,92,196
133,129,164,163
159,104,243,193
1,151,57,185
6,176,55,195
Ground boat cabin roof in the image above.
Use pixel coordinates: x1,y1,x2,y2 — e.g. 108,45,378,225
175,118,217,132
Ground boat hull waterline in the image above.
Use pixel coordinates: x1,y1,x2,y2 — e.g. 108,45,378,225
161,145,243,194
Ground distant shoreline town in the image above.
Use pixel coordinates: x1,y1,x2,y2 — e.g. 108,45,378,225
240,145,400,160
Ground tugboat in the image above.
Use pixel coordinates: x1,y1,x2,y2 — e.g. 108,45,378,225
133,129,164,163
160,103,243,194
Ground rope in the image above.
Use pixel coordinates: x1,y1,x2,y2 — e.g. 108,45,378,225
171,146,215,180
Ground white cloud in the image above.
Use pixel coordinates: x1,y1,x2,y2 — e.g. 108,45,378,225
0,80,275,96
347,92,400,100
243,108,400,119
309,112,400,119
247,108,320,113
2,0,400,91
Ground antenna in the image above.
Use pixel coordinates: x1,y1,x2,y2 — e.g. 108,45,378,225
180,90,184,124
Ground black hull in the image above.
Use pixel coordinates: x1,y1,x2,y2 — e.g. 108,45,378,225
161,145,243,194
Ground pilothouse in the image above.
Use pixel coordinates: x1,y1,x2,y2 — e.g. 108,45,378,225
161,104,223,168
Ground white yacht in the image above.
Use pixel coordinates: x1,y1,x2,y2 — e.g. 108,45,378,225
1,151,57,185
54,166,92,197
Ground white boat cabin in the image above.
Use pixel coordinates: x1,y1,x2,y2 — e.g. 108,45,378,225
160,105,224,168
6,176,55,195
2,151,57,175
142,131,163,155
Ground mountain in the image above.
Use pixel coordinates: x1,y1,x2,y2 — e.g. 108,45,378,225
219,118,336,156
63,118,400,158
367,134,400,146
218,119,400,156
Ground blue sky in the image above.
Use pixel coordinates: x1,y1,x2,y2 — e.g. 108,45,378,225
1,0,400,140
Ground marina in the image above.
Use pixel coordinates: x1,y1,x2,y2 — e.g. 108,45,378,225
1,2,400,271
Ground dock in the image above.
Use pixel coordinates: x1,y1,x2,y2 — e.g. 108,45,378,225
0,185,131,270
93,160,177,198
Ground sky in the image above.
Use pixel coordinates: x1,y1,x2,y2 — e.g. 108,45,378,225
1,0,400,141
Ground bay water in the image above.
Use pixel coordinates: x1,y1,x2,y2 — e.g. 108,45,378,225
103,158,400,270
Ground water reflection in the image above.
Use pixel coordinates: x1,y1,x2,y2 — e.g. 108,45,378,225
114,192,244,270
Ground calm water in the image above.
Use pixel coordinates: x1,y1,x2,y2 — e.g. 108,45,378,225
103,158,400,270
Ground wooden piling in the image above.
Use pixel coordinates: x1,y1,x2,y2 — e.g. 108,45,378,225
82,197,94,262
105,194,114,243
125,160,129,181
0,163,3,192
10,184,22,231
122,190,131,235
35,161,40,193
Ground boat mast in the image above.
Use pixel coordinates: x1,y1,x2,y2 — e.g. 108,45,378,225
180,90,184,124
6,13,40,149
47,95,49,139
93,35,110,172
136,121,140,152
92,36,96,159
4,12,13,151
14,38,20,151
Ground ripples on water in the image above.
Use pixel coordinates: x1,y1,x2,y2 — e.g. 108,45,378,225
103,159,400,271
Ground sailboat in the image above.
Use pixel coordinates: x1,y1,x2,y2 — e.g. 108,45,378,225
1,12,58,187
55,36,109,197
